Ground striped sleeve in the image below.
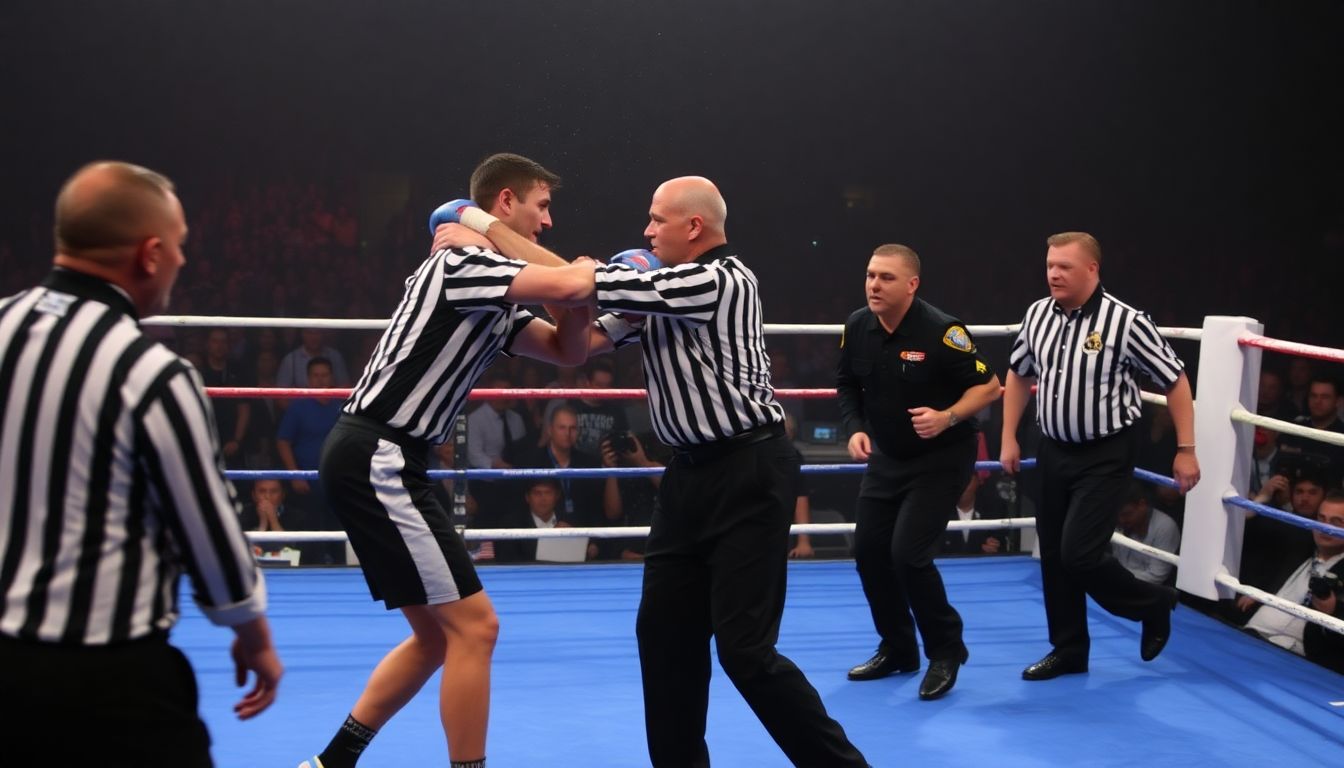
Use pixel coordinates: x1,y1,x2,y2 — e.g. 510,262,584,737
594,312,644,349
501,309,538,354
441,247,528,310
1008,305,1040,377
1123,311,1183,389
139,362,264,627
593,262,721,324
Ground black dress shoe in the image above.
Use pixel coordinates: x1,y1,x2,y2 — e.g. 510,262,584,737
847,649,920,681
1021,652,1088,681
918,653,966,701
1141,587,1179,662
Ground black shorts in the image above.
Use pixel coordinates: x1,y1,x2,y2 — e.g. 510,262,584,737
320,414,483,608
0,632,212,766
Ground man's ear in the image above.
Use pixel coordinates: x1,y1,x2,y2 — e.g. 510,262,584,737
496,188,517,216
136,237,163,276
687,215,704,241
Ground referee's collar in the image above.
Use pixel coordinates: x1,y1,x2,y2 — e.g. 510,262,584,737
42,268,139,320
696,243,735,264
1052,284,1104,318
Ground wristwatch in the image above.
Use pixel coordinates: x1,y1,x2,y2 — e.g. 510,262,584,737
946,410,959,427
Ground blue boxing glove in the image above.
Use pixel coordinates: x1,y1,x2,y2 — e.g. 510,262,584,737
428,199,498,235
609,249,662,272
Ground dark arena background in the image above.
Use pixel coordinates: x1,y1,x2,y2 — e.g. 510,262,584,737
2,2,1344,767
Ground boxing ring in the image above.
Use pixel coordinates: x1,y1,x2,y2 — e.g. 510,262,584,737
149,314,1344,766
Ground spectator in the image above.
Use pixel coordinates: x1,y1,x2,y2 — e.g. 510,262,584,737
942,472,1017,556
239,479,311,562
518,405,618,530
493,479,596,562
1279,375,1344,486
782,414,815,559
1285,358,1314,416
1234,470,1327,622
245,347,281,471
201,327,251,469
1248,426,1285,503
1243,490,1344,673
1257,368,1299,422
1112,482,1181,585
567,359,630,456
465,373,527,526
276,357,343,562
276,327,350,390
603,430,668,561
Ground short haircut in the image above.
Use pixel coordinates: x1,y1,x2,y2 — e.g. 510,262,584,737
1309,375,1339,396
872,243,921,276
469,153,561,208
526,477,560,493
1046,232,1103,265
55,161,175,252
306,356,332,373
1323,489,1344,505
550,404,577,425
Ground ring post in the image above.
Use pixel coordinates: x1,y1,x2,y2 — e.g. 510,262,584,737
1176,315,1263,600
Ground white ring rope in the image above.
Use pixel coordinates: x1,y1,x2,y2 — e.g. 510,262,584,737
1229,407,1344,449
143,314,1203,340
1214,571,1344,636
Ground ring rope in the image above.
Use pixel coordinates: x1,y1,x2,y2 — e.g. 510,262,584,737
1213,571,1344,635
1237,332,1344,364
1229,407,1344,448
1222,493,1344,538
226,460,1038,483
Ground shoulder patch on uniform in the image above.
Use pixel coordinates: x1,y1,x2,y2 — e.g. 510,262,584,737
975,360,987,374
942,325,974,352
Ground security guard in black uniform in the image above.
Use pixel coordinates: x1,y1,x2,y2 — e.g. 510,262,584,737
837,244,1002,700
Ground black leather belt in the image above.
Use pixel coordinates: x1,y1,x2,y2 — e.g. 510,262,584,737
672,423,785,466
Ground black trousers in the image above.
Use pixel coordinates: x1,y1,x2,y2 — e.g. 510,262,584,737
853,438,975,663
0,632,212,766
1037,430,1170,660
636,432,866,768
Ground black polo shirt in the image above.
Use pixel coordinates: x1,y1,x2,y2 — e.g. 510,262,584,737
836,298,995,460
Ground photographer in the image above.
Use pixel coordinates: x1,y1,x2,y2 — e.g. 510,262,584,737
1235,470,1326,618
600,430,667,560
1243,490,1344,673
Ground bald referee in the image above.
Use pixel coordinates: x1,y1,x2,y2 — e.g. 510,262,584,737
446,176,869,767
0,161,282,766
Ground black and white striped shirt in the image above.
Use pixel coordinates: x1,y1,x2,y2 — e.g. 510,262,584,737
594,244,783,448
1008,286,1183,443
344,247,535,444
0,270,264,645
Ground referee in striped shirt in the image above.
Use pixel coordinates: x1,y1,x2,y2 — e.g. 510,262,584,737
1000,231,1200,681
0,161,281,766
592,178,867,767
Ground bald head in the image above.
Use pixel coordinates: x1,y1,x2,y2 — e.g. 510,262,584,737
645,176,728,264
655,176,727,232
55,161,177,260
51,161,188,317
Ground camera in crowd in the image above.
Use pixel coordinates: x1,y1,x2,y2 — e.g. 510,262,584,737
1308,571,1343,601
606,431,638,456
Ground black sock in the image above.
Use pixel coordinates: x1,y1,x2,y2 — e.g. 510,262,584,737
317,714,378,768
451,760,485,768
